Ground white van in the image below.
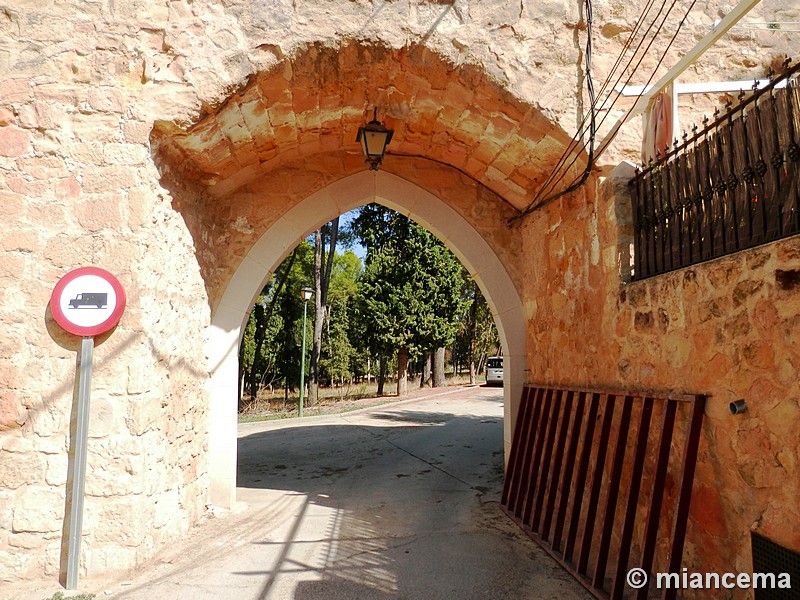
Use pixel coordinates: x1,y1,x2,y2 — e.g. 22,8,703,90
485,356,503,386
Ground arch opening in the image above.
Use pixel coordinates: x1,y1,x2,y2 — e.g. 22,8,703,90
206,171,525,507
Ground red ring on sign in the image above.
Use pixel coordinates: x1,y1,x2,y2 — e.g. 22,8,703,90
50,267,127,337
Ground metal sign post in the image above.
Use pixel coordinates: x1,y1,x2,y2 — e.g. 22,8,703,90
65,336,94,590
50,267,125,590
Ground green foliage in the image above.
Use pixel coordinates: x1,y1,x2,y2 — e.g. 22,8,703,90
238,205,498,407
41,593,95,600
353,205,467,360
319,295,356,383
452,274,500,373
239,241,314,401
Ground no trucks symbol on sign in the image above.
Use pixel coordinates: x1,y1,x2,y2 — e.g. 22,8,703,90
50,266,126,337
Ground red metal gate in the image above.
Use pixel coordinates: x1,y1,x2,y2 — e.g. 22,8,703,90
501,385,705,599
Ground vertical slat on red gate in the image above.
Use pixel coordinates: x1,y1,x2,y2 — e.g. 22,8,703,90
635,400,678,600
592,395,634,591
502,386,534,510
541,391,575,542
521,389,556,525
500,387,531,506
662,396,706,600
577,394,616,576
552,391,587,553
564,392,600,563
610,397,654,599
514,388,551,519
509,387,543,516
529,389,566,532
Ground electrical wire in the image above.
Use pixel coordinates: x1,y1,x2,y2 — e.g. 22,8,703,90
529,0,682,204
511,0,702,223
529,0,664,191
516,0,676,214
384,151,522,214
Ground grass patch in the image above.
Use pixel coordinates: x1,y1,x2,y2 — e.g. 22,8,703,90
42,593,95,600
238,375,475,423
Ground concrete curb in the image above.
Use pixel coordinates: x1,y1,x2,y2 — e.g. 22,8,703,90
237,384,485,435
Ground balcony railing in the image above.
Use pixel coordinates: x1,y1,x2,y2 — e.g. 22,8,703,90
629,60,800,281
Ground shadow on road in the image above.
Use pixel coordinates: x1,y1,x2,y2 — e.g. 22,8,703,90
230,391,585,600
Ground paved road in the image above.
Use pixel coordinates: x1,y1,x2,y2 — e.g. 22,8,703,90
98,386,590,599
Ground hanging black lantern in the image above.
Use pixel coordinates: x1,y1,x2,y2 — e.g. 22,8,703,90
356,108,394,171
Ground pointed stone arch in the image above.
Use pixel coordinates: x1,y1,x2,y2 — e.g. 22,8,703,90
206,171,525,506
150,39,585,507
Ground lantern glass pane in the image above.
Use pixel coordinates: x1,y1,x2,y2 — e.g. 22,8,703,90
364,130,388,157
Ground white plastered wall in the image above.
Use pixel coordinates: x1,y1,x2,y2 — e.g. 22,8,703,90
206,171,526,507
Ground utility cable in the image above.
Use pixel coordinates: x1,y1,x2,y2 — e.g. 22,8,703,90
529,0,681,205
532,0,664,191
511,0,701,222
519,0,675,213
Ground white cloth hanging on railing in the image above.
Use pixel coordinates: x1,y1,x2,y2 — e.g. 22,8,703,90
641,84,675,163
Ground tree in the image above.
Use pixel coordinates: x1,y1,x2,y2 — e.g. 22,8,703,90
238,241,313,408
318,250,362,386
352,205,467,396
454,275,499,384
245,248,298,403
309,218,340,405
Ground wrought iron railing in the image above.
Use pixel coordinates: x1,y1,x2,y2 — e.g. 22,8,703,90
629,60,800,280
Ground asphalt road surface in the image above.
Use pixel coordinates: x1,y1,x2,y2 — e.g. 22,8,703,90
91,386,591,599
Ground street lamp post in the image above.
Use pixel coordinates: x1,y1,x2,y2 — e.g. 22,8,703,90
298,286,313,417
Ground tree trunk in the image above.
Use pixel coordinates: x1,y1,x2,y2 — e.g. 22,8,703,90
468,294,477,385
377,352,387,396
432,347,446,387
420,352,431,388
469,335,476,385
309,218,340,405
310,229,323,405
240,249,297,408
249,303,266,401
397,347,409,397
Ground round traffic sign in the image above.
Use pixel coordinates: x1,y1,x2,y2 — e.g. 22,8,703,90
50,267,126,337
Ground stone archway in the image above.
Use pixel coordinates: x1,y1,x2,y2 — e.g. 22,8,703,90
150,39,586,508
205,171,526,507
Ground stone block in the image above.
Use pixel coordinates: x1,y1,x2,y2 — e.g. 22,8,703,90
81,166,139,194
0,192,25,221
123,121,153,144
14,156,69,180
8,531,49,550
92,497,152,546
87,87,126,113
11,487,63,533
0,549,33,582
0,126,31,157
54,177,82,199
44,454,68,487
75,198,124,232
103,143,149,165
0,79,32,104
0,435,33,454
127,187,156,231
88,396,117,438
0,449,46,490
86,545,137,575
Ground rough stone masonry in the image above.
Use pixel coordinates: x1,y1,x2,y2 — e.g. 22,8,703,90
0,0,796,592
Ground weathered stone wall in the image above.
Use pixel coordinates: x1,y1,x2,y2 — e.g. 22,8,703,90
0,1,216,584
0,0,795,589
519,164,800,587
